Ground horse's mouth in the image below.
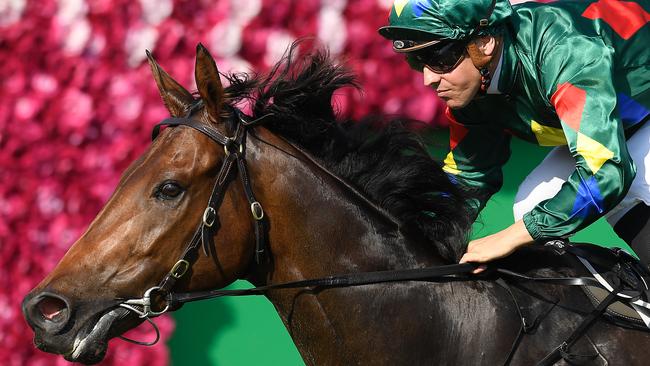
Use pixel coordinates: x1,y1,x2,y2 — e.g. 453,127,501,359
39,307,134,364
69,308,124,363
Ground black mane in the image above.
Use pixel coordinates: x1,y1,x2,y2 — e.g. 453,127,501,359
222,43,474,262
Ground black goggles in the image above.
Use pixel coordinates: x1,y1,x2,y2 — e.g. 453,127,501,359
405,41,467,74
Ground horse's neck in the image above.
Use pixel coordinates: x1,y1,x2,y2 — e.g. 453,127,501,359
248,128,444,282
246,129,460,363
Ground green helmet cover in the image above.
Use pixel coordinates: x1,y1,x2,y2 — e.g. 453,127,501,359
378,0,513,41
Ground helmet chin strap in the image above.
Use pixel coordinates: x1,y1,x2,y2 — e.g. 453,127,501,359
466,41,494,94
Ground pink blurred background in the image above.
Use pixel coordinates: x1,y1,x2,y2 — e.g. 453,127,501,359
1,0,546,364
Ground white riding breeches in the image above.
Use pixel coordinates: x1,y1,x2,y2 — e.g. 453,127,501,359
513,122,650,227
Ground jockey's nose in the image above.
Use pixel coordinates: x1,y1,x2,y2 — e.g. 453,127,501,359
423,66,441,87
22,291,72,334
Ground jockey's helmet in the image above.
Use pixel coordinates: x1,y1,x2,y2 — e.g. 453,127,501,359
378,0,513,53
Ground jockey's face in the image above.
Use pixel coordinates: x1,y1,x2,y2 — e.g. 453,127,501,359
421,35,498,109
422,55,481,109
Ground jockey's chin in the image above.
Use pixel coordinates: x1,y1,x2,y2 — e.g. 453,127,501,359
435,76,482,110
442,96,471,110
439,88,479,109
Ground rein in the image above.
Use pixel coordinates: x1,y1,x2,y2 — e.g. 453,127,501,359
115,106,641,365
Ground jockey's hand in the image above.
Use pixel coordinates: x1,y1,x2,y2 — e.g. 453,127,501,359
459,219,534,274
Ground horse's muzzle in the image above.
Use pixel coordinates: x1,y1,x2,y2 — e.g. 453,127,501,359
22,289,131,364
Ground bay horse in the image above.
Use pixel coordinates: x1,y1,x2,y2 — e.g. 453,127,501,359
22,43,650,365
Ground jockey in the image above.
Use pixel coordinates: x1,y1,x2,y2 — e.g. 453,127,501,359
378,0,650,271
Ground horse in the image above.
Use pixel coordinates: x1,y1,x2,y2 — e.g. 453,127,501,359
22,43,650,365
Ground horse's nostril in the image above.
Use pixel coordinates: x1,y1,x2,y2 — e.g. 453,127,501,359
24,292,72,332
37,296,67,322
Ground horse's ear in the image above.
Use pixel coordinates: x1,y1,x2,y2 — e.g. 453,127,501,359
147,50,194,117
194,44,224,122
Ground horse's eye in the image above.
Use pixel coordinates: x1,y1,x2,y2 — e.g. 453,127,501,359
155,181,185,200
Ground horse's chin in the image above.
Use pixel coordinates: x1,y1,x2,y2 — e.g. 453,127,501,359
54,307,133,364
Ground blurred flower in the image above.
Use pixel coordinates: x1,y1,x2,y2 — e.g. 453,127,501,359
376,0,394,10
58,88,93,132
231,0,261,24
14,96,42,121
264,30,294,67
125,24,159,67
139,0,173,25
56,0,87,26
0,0,26,27
208,20,243,58
32,73,59,95
318,6,347,55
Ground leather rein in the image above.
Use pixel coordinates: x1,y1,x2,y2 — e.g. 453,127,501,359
114,105,636,365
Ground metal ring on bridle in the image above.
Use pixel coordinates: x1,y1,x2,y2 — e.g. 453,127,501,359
119,286,170,318
203,207,217,227
251,201,264,220
223,138,242,156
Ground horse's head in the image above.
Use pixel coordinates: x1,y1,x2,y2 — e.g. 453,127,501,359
22,45,258,364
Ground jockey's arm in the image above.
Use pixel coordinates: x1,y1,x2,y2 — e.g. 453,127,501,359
461,36,636,268
522,36,636,241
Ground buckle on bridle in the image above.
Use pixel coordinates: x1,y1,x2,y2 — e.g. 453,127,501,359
170,259,189,279
251,201,264,221
223,138,242,156
203,207,217,227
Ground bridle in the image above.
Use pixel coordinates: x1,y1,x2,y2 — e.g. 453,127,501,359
117,103,270,344
113,103,645,366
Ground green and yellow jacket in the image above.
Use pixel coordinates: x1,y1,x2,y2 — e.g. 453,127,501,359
445,0,650,240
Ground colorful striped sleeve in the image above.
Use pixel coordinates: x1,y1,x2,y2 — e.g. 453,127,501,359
523,35,636,240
